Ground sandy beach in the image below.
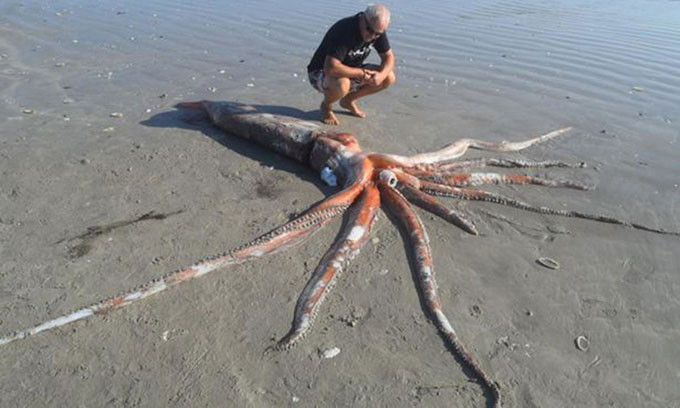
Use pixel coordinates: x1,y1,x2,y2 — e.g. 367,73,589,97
1,0,679,407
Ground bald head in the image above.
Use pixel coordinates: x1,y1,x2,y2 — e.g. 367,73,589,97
365,4,390,31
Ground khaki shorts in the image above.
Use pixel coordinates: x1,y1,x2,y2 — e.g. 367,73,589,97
307,64,379,93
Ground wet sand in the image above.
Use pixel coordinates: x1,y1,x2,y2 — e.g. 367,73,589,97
1,0,679,407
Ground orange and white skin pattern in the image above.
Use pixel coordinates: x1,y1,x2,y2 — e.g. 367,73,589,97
276,183,381,350
378,182,502,408
4,101,678,408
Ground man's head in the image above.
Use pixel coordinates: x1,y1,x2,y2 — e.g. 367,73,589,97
361,4,390,42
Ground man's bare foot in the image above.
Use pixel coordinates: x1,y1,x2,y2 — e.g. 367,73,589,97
340,98,366,118
321,102,339,125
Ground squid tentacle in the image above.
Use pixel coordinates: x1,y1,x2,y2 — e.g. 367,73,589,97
405,127,572,165
366,128,572,168
397,183,478,235
379,182,501,408
276,184,381,350
422,172,591,190
420,182,680,236
406,157,583,176
0,202,352,347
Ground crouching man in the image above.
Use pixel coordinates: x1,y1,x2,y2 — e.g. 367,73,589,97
307,4,396,125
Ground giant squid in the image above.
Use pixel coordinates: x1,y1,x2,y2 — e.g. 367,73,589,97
2,101,678,407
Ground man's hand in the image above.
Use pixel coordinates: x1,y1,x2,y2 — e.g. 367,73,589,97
361,69,380,86
368,71,384,87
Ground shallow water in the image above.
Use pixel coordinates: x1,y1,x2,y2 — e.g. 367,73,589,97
4,0,680,119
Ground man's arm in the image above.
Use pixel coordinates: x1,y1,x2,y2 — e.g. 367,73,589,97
373,49,394,85
324,56,372,81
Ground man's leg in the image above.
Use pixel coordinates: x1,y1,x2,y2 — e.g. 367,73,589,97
321,76,350,125
340,71,396,118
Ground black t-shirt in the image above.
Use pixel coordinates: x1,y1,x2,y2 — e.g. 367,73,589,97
307,13,391,72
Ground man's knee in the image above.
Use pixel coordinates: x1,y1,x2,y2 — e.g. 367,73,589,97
382,71,396,89
324,75,351,95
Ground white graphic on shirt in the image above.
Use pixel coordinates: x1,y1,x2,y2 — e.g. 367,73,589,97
348,44,371,60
